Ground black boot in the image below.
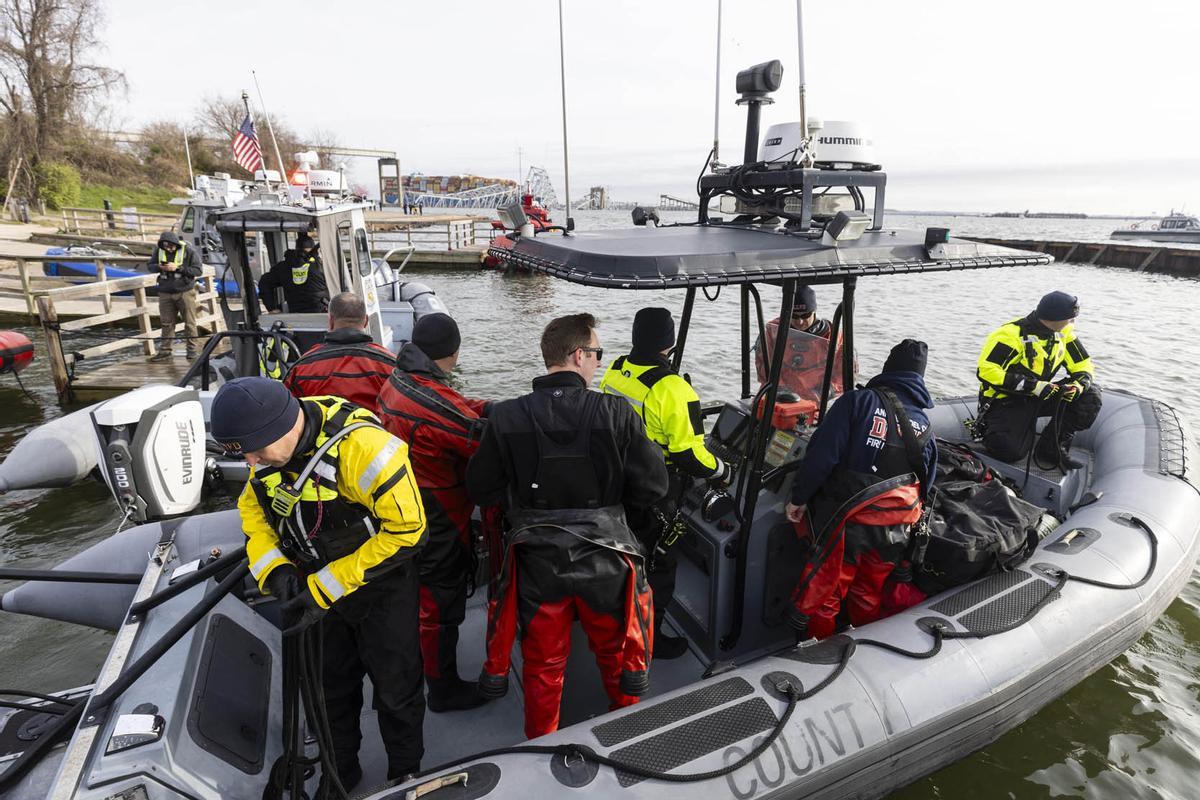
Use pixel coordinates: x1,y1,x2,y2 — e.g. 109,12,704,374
653,624,690,660
426,675,489,712
1035,429,1084,471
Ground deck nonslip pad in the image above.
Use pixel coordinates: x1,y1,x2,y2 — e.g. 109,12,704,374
958,579,1059,634
929,569,1032,617
610,698,778,787
592,677,754,747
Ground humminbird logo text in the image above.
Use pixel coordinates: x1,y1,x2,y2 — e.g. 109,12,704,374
178,421,193,484
818,136,872,146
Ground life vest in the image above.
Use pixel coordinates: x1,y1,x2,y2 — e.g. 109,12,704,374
157,242,186,266
291,254,317,285
249,397,383,568
258,327,299,380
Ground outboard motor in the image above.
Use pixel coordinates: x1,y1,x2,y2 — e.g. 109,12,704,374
91,385,206,523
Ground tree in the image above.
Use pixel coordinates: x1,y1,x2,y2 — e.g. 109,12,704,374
195,93,305,177
0,0,124,199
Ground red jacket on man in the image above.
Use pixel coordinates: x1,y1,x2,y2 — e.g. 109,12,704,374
282,328,395,414
378,342,490,685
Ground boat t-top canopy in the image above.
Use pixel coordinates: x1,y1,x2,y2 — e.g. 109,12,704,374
490,224,1051,289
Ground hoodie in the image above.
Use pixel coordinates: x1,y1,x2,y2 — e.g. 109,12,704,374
789,370,937,506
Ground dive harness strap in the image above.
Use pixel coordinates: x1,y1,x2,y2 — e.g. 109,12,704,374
874,387,935,568
251,420,381,561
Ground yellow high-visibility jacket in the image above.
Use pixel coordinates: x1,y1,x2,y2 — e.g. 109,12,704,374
977,316,1094,401
599,354,721,478
238,396,426,608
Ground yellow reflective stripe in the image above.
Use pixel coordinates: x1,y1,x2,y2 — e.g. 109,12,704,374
358,438,401,494
313,566,345,606
602,382,644,408
250,547,286,580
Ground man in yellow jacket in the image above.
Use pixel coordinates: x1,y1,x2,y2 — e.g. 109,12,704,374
599,307,731,659
975,290,1101,470
211,377,427,789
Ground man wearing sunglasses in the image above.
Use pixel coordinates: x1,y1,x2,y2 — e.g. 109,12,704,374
599,307,731,660
467,313,668,738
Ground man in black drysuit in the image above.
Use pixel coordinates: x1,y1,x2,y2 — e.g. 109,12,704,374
259,234,329,313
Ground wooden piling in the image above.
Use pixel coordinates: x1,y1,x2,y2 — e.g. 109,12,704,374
36,295,72,404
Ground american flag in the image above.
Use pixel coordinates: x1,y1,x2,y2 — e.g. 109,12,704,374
232,114,264,174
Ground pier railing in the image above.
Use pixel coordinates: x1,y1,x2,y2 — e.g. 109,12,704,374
59,206,180,241
33,269,225,403
0,253,156,319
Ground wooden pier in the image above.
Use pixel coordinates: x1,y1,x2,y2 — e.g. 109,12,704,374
966,237,1200,277
31,269,225,403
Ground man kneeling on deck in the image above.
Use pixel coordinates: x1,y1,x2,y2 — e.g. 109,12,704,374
211,377,428,788
282,292,395,415
784,340,938,640
974,290,1102,471
466,313,668,738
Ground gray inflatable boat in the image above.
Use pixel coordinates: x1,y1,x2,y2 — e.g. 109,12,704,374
1,387,1194,799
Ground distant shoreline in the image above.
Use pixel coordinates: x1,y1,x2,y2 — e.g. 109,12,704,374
886,209,1159,220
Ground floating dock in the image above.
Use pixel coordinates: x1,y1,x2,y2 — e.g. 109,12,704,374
966,237,1200,277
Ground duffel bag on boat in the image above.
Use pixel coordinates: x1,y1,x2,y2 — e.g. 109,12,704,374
912,479,1046,595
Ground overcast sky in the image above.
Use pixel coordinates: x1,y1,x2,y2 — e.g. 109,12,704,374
101,0,1198,215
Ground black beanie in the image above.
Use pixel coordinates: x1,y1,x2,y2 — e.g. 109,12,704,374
793,284,817,315
631,307,675,352
1035,291,1079,322
882,339,928,376
296,235,316,252
412,313,461,360
211,377,300,453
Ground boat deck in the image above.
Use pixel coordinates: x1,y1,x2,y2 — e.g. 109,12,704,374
345,592,706,794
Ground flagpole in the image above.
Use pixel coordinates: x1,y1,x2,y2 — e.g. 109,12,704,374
240,92,272,189
182,124,195,190
251,71,290,184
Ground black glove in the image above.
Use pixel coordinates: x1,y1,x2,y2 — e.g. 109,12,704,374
265,564,302,603
281,587,327,636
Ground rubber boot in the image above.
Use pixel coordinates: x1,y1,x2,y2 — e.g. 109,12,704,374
149,349,172,362
426,675,488,712
652,622,689,660
1035,428,1084,471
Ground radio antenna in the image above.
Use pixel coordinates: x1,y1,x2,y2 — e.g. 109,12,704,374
713,0,723,168
557,0,574,231
796,0,811,165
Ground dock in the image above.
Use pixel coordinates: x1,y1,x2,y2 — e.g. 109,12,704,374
966,237,1200,277
42,206,498,272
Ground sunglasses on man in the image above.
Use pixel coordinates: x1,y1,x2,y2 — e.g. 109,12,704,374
576,346,603,361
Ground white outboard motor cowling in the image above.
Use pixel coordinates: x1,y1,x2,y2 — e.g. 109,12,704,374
91,385,206,522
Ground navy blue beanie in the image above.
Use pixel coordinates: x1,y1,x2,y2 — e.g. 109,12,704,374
1036,291,1079,322
632,307,675,352
882,339,928,376
792,284,817,315
211,377,300,453
412,313,461,360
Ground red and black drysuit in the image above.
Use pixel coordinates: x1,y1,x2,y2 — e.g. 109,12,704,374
465,372,669,739
281,328,395,415
378,342,491,685
788,371,938,640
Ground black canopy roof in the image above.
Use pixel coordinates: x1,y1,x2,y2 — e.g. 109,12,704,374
490,224,1052,289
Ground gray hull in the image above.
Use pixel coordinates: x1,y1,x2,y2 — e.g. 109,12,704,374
1110,229,1200,243
0,405,99,492
2,389,1196,799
